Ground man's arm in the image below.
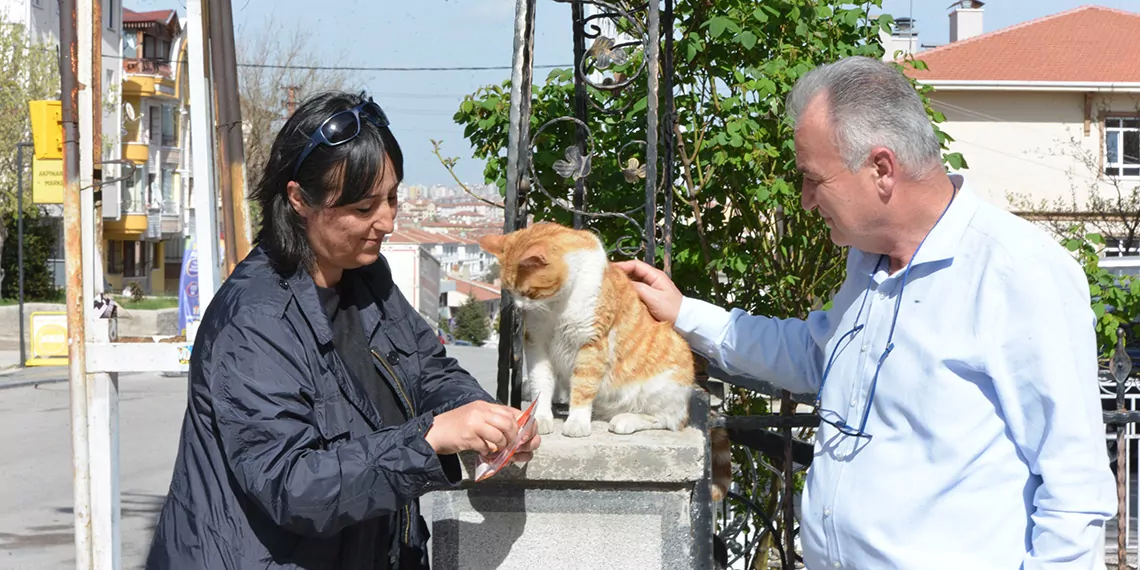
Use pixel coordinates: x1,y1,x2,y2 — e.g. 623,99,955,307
617,259,836,395
986,252,1116,568
675,297,829,395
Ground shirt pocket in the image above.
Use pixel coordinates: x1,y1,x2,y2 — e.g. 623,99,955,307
383,320,423,387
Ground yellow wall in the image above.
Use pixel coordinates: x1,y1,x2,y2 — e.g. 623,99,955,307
102,239,171,295
105,214,148,238
123,143,148,163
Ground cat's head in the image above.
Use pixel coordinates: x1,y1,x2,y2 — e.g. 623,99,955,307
478,222,601,307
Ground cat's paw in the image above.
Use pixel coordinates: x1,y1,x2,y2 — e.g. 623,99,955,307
535,412,556,436
608,413,658,435
561,412,593,438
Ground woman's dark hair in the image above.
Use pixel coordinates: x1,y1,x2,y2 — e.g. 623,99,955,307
251,91,404,273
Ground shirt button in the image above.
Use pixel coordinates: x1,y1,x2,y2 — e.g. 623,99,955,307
834,563,841,568
860,344,868,353
278,278,289,289
878,292,887,300
823,507,831,516
850,399,858,407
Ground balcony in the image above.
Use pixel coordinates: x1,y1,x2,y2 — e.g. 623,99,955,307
123,57,172,79
123,58,177,99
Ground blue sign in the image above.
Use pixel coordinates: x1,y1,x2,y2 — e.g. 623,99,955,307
177,238,200,336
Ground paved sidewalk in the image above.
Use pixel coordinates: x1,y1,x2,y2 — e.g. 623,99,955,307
0,350,22,371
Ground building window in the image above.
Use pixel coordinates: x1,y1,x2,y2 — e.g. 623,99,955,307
161,106,176,147
143,36,156,59
1105,236,1140,258
1105,117,1140,178
164,238,184,265
161,168,175,211
107,241,123,274
149,106,161,146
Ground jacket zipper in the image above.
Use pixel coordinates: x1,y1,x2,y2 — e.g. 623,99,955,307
370,348,416,545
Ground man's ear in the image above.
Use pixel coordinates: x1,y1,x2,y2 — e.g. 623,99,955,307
868,146,898,200
287,181,312,218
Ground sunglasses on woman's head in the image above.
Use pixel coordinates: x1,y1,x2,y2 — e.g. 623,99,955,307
291,96,391,179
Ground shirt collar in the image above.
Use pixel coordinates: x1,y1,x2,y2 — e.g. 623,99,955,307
909,174,981,266
859,173,979,272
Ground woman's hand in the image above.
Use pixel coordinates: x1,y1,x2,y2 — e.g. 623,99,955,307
425,401,521,456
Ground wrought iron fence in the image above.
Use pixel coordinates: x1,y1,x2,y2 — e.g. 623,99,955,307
495,1,804,568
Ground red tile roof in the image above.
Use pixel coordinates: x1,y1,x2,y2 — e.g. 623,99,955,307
123,8,176,24
450,278,501,302
906,5,1140,84
386,228,484,246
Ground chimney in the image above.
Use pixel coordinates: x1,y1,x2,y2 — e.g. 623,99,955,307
949,0,985,43
879,16,919,61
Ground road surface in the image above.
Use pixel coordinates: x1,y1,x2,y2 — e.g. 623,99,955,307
0,345,500,569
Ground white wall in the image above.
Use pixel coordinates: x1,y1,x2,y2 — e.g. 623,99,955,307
931,90,1140,212
382,244,442,329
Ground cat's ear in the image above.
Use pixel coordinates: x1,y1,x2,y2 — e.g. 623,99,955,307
479,234,506,256
519,244,549,269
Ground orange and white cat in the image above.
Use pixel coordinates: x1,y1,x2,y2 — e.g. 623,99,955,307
479,222,699,439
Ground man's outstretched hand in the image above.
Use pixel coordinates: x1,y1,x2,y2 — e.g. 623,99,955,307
615,259,684,325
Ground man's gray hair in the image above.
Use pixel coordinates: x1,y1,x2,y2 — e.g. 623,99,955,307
786,56,943,178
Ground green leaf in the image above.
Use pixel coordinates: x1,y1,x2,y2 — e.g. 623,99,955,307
945,152,967,170
708,16,731,39
737,31,758,50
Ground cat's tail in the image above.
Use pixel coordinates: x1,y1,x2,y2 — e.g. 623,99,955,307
710,425,732,502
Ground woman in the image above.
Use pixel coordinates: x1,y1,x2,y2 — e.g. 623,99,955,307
146,91,539,569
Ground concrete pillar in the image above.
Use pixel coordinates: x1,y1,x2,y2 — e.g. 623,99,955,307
432,419,707,569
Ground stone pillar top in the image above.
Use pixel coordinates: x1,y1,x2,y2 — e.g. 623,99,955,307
457,419,706,485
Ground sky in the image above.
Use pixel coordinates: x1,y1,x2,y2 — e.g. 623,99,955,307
125,0,1140,187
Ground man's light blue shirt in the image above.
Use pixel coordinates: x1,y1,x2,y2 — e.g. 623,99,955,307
676,177,1116,569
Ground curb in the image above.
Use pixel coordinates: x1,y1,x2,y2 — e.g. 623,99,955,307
0,376,68,391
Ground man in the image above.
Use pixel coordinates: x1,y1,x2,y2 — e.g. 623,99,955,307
620,56,1116,568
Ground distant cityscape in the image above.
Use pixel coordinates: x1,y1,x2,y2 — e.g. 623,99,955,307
383,182,509,338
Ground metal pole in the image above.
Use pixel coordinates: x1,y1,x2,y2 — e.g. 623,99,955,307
60,0,94,567
662,0,675,277
16,142,31,367
186,0,221,329
570,3,587,230
1115,329,1129,569
643,1,660,266
208,0,251,273
497,0,536,408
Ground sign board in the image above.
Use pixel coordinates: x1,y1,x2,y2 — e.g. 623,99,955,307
28,100,63,160
178,238,200,336
28,311,68,366
32,156,64,204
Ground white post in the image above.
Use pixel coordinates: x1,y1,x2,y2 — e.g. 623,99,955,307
186,0,220,336
78,0,121,568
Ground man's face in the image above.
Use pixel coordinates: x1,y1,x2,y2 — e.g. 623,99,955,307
794,93,881,248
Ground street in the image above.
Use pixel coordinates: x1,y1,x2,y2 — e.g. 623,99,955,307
0,346,500,569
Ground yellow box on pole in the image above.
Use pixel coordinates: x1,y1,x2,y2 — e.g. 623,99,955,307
28,100,64,160
32,156,64,204
27,311,68,366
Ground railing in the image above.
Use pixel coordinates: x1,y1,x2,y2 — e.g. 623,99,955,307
122,57,173,79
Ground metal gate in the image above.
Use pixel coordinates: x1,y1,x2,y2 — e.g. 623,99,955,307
494,2,810,568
